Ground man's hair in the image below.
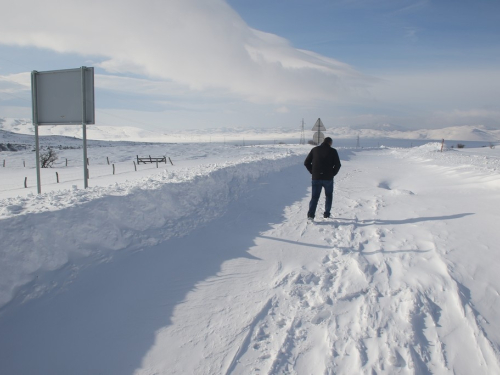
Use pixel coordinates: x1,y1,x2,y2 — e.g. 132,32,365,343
323,137,333,145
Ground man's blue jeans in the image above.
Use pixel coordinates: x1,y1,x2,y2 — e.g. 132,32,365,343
308,179,334,218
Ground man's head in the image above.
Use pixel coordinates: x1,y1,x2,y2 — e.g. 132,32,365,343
323,137,333,146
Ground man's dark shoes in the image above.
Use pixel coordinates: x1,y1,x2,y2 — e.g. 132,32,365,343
307,215,314,221
323,213,331,219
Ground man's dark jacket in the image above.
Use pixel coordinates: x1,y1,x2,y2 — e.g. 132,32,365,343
304,142,341,180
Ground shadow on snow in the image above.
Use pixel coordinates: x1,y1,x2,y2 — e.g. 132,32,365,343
0,163,311,375
315,213,475,227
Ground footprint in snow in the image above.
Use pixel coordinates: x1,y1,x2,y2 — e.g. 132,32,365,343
311,310,331,325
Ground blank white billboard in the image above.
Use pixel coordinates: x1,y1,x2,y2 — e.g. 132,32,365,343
32,67,95,125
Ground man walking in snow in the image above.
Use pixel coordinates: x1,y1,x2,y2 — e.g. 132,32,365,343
304,137,341,220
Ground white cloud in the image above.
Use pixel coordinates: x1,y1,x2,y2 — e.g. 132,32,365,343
0,73,31,104
428,108,500,128
2,0,499,131
390,0,428,15
0,0,370,105
403,27,419,41
370,69,500,111
0,73,31,88
94,74,189,97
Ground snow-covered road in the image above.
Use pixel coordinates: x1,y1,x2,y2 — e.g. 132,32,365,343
1,145,500,374
136,147,500,375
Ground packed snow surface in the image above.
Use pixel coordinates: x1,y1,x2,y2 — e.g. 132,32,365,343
1,133,500,374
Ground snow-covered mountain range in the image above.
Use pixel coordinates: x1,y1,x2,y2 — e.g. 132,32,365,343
1,117,499,143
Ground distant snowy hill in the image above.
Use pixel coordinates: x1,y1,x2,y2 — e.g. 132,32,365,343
345,124,500,142
1,117,499,143
0,118,167,143
349,123,408,132
422,125,499,142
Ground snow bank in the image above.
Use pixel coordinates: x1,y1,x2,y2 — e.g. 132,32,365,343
0,150,305,309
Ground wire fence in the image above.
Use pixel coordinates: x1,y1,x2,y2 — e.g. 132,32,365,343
0,156,172,192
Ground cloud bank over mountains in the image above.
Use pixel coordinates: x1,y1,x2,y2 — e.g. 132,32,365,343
0,0,499,130
0,0,370,105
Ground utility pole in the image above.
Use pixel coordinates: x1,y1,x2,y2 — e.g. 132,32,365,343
300,118,306,145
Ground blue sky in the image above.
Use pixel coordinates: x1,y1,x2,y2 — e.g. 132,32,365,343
0,0,499,131
228,0,500,71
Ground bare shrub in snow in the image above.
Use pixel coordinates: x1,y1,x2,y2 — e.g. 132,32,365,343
40,148,58,168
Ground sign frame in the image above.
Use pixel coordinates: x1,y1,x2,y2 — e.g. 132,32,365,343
31,67,94,193
313,131,325,144
311,118,326,145
32,67,95,125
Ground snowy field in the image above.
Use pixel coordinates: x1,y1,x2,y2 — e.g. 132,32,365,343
1,125,500,374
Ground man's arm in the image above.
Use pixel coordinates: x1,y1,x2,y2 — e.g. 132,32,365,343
304,150,313,174
332,149,341,177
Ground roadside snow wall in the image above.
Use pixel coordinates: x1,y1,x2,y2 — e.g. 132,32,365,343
0,153,305,309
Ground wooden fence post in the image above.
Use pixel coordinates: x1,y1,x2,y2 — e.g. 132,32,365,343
66,158,68,167
169,157,174,166
133,161,137,171
113,164,115,175
24,177,28,188
56,172,59,183
107,157,110,165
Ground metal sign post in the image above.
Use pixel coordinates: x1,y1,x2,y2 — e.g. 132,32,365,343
31,71,42,194
81,67,89,188
31,67,95,193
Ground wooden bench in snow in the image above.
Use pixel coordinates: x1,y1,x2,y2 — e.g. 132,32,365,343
136,155,167,164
